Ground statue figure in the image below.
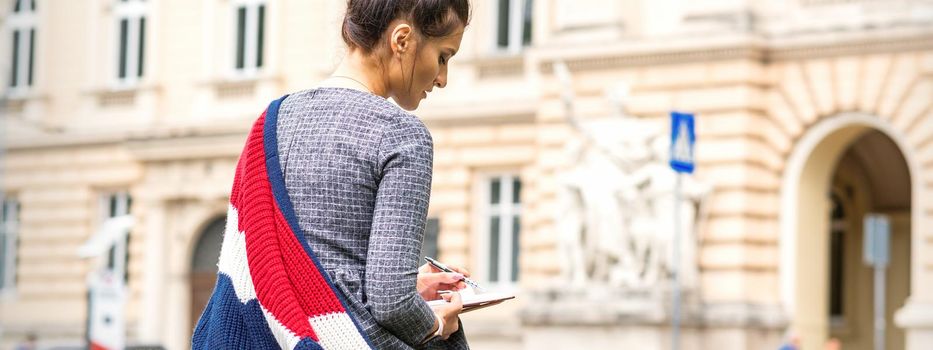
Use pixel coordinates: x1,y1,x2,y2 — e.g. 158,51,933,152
621,135,710,289
552,62,710,290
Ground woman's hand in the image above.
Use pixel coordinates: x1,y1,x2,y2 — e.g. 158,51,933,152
429,292,463,340
417,262,469,301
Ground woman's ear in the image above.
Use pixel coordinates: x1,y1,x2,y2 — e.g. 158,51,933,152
390,22,414,56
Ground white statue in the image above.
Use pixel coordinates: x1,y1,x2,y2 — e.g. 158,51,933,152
552,61,710,290
623,135,710,289
558,123,709,290
556,117,657,288
556,166,587,287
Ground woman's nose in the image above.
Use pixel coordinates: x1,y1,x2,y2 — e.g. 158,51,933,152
434,72,447,88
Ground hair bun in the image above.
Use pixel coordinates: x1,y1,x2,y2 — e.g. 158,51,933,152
341,0,471,53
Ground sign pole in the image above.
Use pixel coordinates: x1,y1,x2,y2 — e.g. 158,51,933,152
672,172,682,350
668,111,695,350
864,214,889,350
874,260,885,350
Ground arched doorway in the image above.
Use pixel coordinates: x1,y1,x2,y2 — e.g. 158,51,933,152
189,216,225,332
781,114,917,350
827,130,911,350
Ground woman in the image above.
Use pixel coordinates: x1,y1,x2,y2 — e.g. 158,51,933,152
193,0,473,349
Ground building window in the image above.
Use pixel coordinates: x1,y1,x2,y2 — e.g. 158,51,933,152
8,0,37,91
101,192,132,284
829,194,845,321
232,0,266,75
114,0,146,85
800,0,880,6
421,217,440,260
494,0,532,53
484,175,522,284
0,197,20,291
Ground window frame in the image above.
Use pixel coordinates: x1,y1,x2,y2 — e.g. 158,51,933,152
112,0,147,88
230,0,266,77
828,193,845,322
0,196,20,294
491,0,533,54
99,191,132,285
421,217,441,261
7,0,38,95
475,174,522,289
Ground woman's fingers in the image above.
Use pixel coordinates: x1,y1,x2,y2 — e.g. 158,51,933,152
442,290,463,309
437,282,467,291
421,272,464,289
421,261,471,278
448,265,470,277
435,272,464,284
437,292,462,340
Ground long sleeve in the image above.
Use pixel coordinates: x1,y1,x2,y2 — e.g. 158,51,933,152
364,117,437,346
276,88,469,349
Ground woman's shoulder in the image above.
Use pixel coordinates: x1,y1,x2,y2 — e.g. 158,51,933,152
280,87,423,127
381,108,431,142
294,87,431,141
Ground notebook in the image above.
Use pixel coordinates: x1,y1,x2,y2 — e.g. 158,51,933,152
426,289,515,313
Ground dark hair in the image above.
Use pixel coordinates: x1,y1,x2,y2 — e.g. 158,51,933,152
341,0,471,53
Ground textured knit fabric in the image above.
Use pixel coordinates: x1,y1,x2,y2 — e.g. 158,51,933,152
192,95,373,350
275,88,469,350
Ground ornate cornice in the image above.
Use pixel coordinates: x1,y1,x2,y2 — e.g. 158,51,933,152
538,45,765,73
767,30,933,61
418,98,537,127
535,27,933,74
124,125,250,162
534,34,767,73
4,122,250,157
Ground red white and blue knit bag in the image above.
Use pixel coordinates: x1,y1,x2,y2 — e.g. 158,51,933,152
192,96,374,350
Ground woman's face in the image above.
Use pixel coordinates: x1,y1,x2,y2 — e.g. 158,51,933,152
388,24,464,111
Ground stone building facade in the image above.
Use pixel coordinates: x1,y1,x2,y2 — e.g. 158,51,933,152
1,1,931,349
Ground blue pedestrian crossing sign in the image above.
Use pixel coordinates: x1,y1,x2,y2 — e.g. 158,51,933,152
863,214,890,267
669,112,696,174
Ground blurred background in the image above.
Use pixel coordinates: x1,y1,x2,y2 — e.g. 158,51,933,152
1,0,932,349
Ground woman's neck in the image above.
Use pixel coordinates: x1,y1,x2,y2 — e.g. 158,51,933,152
329,50,388,98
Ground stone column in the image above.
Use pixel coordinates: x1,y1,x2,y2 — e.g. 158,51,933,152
896,300,933,350
164,202,192,350
895,190,933,350
138,194,167,345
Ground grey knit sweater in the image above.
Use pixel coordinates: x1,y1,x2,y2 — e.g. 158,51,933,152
275,88,469,350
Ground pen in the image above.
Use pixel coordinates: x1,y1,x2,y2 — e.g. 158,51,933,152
424,256,485,292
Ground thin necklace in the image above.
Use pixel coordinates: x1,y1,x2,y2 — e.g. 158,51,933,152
330,75,373,93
